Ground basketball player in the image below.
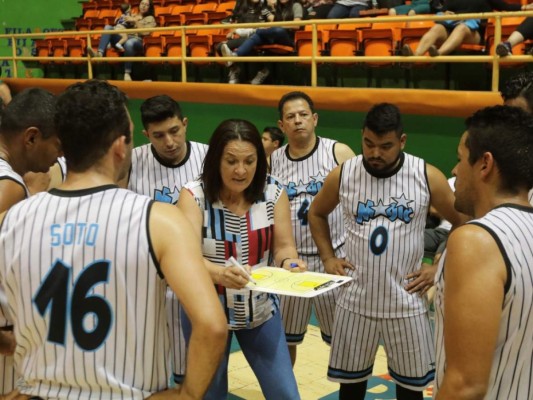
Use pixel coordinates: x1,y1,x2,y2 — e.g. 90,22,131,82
270,91,356,365
261,126,284,159
308,103,467,400
0,88,61,396
433,106,533,399
500,71,533,205
126,95,208,384
0,80,226,398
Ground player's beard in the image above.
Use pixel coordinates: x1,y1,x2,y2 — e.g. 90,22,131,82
364,152,402,177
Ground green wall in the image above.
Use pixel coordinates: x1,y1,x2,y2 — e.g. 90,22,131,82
0,0,82,78
128,100,464,176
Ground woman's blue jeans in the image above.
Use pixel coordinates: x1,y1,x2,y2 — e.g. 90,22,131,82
235,27,294,56
97,25,143,73
181,309,300,400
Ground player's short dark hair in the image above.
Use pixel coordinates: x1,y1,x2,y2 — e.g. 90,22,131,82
465,105,533,193
0,88,56,139
363,103,403,138
55,79,130,173
202,119,267,204
501,71,533,113
140,95,184,129
278,91,315,119
263,126,285,146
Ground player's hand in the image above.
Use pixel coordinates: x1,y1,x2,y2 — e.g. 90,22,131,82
217,266,252,289
281,258,307,272
404,262,437,296
324,257,354,276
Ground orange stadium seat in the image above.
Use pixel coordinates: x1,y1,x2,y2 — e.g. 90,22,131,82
359,20,406,67
294,24,336,65
162,4,195,25
180,2,218,25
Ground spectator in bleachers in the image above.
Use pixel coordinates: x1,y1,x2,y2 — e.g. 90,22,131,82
218,0,275,84
496,17,533,56
326,0,370,20
402,0,526,57
87,0,156,81
388,0,437,16
303,0,334,19
114,3,134,52
221,0,304,85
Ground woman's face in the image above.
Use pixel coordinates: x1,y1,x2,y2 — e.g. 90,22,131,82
220,139,258,196
139,0,151,14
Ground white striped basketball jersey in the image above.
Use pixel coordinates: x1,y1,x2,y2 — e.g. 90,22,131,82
0,186,172,399
434,205,533,399
270,136,345,257
0,159,28,395
0,159,29,199
128,141,207,204
337,153,430,318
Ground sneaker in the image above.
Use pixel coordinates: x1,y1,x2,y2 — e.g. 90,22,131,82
228,66,240,84
220,43,235,67
496,41,512,57
251,68,270,85
124,72,132,81
115,43,125,52
428,45,439,57
401,44,413,57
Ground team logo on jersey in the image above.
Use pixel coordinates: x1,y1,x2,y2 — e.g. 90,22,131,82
154,186,180,204
355,194,414,225
284,171,328,200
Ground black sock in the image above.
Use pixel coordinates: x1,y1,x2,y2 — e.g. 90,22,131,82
339,381,368,400
396,384,423,400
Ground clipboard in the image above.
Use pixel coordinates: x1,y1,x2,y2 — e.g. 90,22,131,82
246,267,352,298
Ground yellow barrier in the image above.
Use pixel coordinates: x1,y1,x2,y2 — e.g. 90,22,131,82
3,77,502,118
0,10,532,90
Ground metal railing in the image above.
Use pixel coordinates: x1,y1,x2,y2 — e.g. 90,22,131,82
0,10,531,90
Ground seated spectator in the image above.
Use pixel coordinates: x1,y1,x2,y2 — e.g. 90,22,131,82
327,0,370,19
496,16,533,56
218,0,275,84
402,0,523,57
114,3,134,52
220,0,303,85
87,0,156,80
388,0,435,15
303,0,334,19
